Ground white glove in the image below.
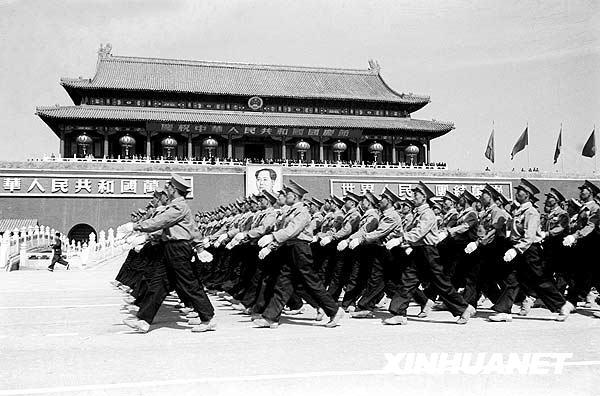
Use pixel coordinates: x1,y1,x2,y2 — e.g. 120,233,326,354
405,247,413,256
133,244,144,253
539,231,547,240
503,248,517,262
464,241,478,254
214,234,228,247
258,234,274,248
202,238,211,249
225,240,236,250
312,235,319,243
198,250,213,262
337,240,349,251
563,234,576,247
234,232,246,243
117,222,135,239
119,222,134,234
438,230,449,243
385,238,402,250
258,247,272,260
348,238,361,250
320,236,332,246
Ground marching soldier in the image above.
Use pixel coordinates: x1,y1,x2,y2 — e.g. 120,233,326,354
253,180,345,328
422,191,461,306
232,190,281,314
315,196,344,285
467,184,510,307
351,187,402,318
385,182,476,325
122,173,216,333
321,192,362,302
563,180,600,310
336,191,380,310
541,188,570,294
489,179,573,322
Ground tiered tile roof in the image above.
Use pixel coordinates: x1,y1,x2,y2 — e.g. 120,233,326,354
36,105,453,133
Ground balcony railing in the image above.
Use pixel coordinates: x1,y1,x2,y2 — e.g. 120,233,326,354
27,156,449,170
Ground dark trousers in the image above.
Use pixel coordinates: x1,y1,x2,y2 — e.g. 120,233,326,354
131,244,162,302
262,242,338,322
389,245,468,317
356,245,389,311
424,239,466,301
115,250,136,283
340,245,372,309
543,236,571,293
241,250,269,308
565,235,600,305
137,241,214,324
250,250,282,315
48,253,68,269
316,244,338,286
477,239,508,304
492,244,565,314
327,250,352,302
213,247,233,290
229,245,260,301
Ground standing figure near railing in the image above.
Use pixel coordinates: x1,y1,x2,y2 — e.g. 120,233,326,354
48,232,69,272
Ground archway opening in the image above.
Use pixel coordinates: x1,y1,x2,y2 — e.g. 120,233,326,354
67,223,97,244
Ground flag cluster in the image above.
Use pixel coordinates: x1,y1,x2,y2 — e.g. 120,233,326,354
484,125,596,163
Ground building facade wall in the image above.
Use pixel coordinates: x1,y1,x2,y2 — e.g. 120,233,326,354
1,162,595,238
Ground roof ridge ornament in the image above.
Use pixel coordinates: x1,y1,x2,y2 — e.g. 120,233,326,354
98,43,112,59
368,59,380,74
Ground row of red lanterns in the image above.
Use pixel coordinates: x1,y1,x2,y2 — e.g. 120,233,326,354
76,133,420,160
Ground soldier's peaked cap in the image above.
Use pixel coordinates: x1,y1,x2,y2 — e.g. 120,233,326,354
363,191,380,206
460,190,478,205
329,195,342,207
428,197,443,210
277,185,288,197
412,182,435,199
261,190,278,204
545,188,566,202
515,178,540,196
342,191,361,204
169,173,191,192
311,197,325,207
443,190,460,203
286,179,309,197
401,198,415,207
578,180,600,195
482,184,499,198
380,186,401,203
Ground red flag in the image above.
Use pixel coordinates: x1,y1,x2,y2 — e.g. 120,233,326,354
511,127,528,160
582,128,595,158
485,129,494,163
553,127,562,164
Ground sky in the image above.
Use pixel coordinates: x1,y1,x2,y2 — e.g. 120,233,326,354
0,0,598,172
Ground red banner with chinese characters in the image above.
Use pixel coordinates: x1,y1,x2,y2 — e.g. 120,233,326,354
146,122,362,139
0,173,193,198
330,179,513,200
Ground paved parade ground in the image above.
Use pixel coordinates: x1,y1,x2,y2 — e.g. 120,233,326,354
1,257,599,396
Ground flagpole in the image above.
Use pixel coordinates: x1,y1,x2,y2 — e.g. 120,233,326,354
492,120,495,173
526,122,530,170
561,122,564,174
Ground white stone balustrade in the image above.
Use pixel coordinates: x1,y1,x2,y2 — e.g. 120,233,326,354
1,225,56,271
1,225,128,271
